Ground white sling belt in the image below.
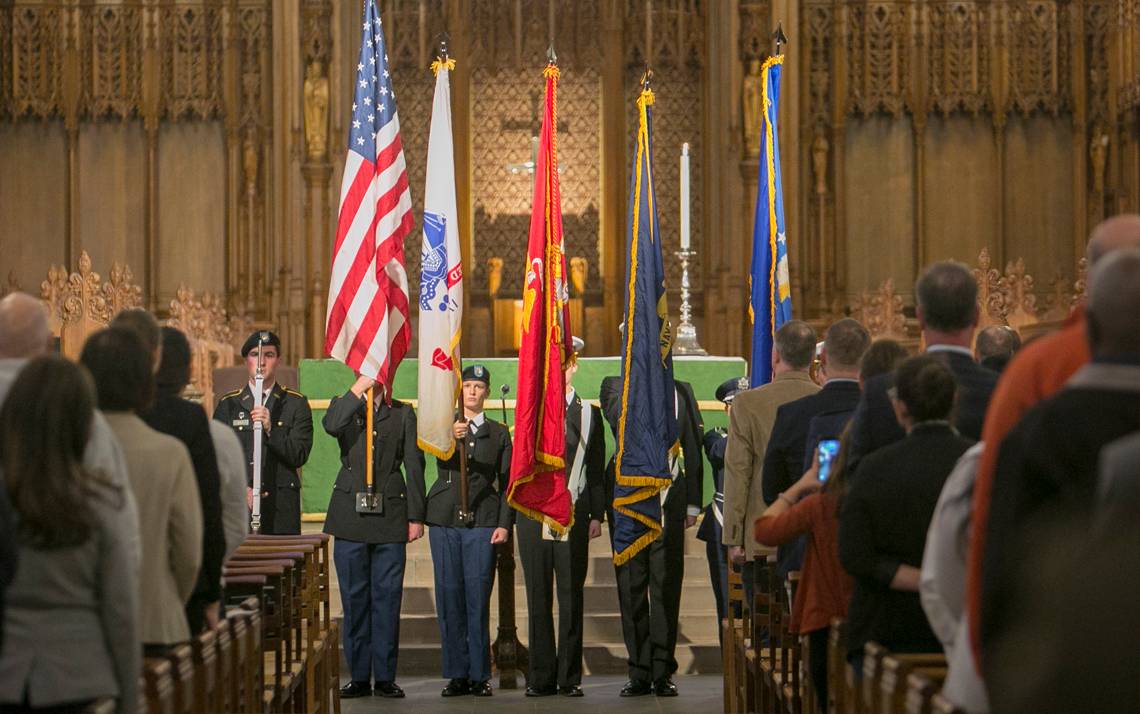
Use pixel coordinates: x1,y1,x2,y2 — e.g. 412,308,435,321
543,405,593,542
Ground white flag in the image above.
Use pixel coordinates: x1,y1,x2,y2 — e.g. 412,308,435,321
416,58,464,460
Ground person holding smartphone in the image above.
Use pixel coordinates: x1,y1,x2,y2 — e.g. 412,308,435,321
754,427,856,712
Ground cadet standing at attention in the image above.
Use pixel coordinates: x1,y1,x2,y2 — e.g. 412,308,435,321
213,330,313,535
426,364,513,698
322,374,426,699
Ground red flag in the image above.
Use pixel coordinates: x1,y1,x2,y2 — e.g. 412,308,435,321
506,63,575,532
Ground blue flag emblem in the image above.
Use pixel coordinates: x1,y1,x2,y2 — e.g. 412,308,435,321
420,212,450,312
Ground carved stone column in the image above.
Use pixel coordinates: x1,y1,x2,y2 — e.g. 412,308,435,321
301,0,332,361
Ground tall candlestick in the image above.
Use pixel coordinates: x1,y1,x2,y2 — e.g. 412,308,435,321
680,142,690,250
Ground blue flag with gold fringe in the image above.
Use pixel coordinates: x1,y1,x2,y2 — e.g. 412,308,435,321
611,82,679,566
749,55,793,387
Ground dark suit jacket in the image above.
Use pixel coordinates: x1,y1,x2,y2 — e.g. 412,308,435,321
0,485,15,651
143,392,225,603
847,349,997,468
566,394,607,523
599,377,704,522
212,382,314,534
980,380,1140,665
762,380,862,505
839,423,973,658
322,392,426,544
427,414,513,529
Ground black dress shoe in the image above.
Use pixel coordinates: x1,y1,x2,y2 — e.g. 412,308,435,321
525,685,557,697
560,685,584,697
470,680,493,697
653,678,678,697
441,678,470,697
373,681,405,698
340,681,372,699
619,679,653,697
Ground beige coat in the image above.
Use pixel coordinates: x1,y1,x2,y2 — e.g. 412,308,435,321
104,412,202,644
722,371,820,559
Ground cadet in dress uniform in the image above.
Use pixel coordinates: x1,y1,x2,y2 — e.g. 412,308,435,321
698,377,748,642
322,374,426,699
426,364,513,698
599,375,705,697
518,337,607,698
212,331,313,535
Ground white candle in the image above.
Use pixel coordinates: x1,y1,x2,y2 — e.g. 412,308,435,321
680,142,691,251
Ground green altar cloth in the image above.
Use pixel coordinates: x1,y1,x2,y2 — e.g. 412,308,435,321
298,356,746,515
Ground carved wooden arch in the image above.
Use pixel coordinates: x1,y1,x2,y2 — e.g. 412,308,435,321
39,251,142,359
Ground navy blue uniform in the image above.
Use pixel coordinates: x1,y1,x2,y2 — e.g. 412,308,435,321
697,428,728,638
322,391,425,686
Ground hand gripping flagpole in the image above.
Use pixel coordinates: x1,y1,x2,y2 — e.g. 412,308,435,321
250,332,267,533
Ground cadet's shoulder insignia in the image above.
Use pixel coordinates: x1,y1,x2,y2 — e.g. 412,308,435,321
285,388,305,398
219,388,242,400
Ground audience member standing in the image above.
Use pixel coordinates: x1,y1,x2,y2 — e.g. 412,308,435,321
0,356,140,714
846,262,996,467
754,427,856,711
762,319,869,574
974,326,1021,374
207,418,250,561
114,316,223,635
979,249,1140,675
722,322,819,587
839,355,972,664
81,328,202,652
965,215,1140,665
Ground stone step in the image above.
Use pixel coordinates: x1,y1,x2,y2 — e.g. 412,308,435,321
388,610,720,646
399,582,717,616
398,552,713,586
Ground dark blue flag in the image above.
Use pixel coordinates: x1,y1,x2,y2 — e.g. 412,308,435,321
749,55,793,387
611,83,679,566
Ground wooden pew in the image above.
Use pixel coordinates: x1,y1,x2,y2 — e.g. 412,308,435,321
879,653,946,714
929,693,966,714
143,657,175,714
904,670,949,714
756,555,779,713
780,572,802,713
828,619,848,714
724,561,747,713
163,644,195,714
213,619,235,714
190,629,218,714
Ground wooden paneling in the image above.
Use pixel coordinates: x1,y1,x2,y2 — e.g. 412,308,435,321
923,117,998,266
0,122,68,290
77,122,147,275
1004,115,1075,283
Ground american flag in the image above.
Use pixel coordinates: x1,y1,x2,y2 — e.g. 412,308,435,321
325,0,413,389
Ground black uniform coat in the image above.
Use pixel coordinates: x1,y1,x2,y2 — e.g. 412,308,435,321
212,382,314,534
566,392,607,523
599,377,704,520
322,391,426,544
426,414,513,529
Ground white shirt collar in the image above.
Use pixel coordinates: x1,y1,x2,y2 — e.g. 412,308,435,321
926,344,974,359
565,387,576,406
824,377,859,385
467,411,486,429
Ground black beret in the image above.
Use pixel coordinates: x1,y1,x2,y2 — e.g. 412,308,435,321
462,363,490,385
241,330,281,358
716,376,750,404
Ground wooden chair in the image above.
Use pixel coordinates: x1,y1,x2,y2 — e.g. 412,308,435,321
904,670,949,714
879,653,946,714
143,658,175,714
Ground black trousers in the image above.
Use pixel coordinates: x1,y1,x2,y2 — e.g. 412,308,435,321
807,627,830,713
516,513,590,690
613,516,685,683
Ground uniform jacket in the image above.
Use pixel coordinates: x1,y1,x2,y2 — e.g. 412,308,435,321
426,413,513,529
599,377,704,522
104,412,202,645
722,371,819,558
566,393,607,523
0,479,140,714
212,382,314,534
322,392,426,544
696,428,726,544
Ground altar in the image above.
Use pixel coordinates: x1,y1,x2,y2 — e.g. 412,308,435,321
298,356,746,516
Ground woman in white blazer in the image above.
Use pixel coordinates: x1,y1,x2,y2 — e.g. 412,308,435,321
80,327,203,650
0,356,140,714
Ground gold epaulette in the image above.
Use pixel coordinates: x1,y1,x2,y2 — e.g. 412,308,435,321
218,388,242,400
285,388,305,398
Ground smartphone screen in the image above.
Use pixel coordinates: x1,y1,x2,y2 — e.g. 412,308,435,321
817,439,840,483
